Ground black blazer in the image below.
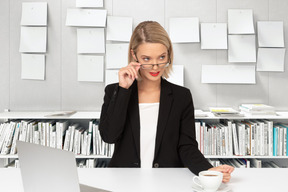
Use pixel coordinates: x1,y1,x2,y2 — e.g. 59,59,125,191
99,78,212,175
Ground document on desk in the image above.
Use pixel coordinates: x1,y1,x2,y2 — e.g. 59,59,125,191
169,17,200,43
21,54,45,80
105,70,119,86
228,9,254,34
257,48,286,72
257,21,284,48
201,64,255,84
201,23,227,49
76,0,103,8
77,28,105,54
167,65,184,86
78,55,104,82
106,43,129,69
66,9,107,27
21,2,47,26
106,16,133,42
228,35,256,63
19,27,47,53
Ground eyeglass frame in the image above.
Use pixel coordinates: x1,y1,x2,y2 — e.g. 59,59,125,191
133,51,171,70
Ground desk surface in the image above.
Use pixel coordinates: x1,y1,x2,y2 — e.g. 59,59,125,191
0,168,286,192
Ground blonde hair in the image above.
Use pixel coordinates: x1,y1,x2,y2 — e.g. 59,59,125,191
128,21,173,79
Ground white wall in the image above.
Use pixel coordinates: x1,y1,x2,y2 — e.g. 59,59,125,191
0,0,288,112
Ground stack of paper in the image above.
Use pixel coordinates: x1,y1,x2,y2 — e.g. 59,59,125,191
209,107,243,117
239,104,276,116
195,109,208,117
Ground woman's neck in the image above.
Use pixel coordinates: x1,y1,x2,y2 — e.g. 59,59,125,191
137,78,161,92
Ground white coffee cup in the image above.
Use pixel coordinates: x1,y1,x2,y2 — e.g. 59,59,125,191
193,170,223,192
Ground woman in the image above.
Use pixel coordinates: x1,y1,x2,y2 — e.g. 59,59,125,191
99,21,233,182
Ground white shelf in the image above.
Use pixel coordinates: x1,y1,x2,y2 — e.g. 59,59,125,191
205,155,288,159
1,111,288,120
1,154,287,159
0,154,111,159
195,111,288,120
0,111,101,119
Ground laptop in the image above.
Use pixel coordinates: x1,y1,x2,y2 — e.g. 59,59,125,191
16,141,111,192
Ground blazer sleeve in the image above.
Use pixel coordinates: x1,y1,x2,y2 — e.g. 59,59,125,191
99,84,132,143
178,89,213,175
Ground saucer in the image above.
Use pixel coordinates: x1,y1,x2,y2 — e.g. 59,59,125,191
191,183,231,192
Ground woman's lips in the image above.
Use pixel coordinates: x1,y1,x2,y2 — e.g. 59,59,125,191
149,71,160,77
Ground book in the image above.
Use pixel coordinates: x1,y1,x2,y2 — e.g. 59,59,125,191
239,104,276,116
240,104,275,111
232,123,239,156
44,111,77,117
209,107,239,114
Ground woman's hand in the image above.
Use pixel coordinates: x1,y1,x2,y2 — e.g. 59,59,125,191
119,62,141,89
209,164,234,183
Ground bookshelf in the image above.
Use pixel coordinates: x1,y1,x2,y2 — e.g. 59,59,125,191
1,111,288,168
0,111,112,168
196,112,288,168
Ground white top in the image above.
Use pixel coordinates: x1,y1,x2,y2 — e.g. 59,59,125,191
139,103,160,168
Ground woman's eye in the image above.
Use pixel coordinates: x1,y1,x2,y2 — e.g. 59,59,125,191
160,56,165,60
143,57,149,61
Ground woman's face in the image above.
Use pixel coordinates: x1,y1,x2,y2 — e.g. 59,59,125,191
134,43,169,83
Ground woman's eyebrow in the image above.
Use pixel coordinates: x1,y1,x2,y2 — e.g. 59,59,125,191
141,52,167,57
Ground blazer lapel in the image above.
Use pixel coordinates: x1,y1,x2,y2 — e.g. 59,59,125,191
154,78,173,157
128,81,141,159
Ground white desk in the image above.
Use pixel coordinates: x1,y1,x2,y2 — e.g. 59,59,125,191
0,168,286,192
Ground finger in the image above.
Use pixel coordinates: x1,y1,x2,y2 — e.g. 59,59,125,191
129,66,139,78
219,165,234,173
222,175,231,183
222,165,234,173
121,68,132,79
127,68,135,79
129,62,141,67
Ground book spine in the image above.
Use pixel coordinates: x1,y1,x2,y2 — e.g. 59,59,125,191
10,123,21,154
273,127,278,156
228,121,233,156
268,121,273,156
232,123,239,156
279,128,283,156
284,128,287,156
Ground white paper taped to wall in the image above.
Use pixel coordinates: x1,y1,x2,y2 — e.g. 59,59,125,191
66,9,107,27
202,65,256,84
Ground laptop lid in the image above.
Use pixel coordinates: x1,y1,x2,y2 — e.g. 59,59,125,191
17,140,82,192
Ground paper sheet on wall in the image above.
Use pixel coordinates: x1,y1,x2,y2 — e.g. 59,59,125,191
19,27,47,53
169,17,200,43
66,9,107,27
105,70,119,86
201,23,227,49
21,2,47,26
202,65,255,84
228,9,254,34
78,55,104,82
257,21,284,48
106,16,133,42
228,35,256,63
76,0,103,7
257,48,286,72
21,54,45,80
77,28,105,54
106,44,129,69
166,65,184,86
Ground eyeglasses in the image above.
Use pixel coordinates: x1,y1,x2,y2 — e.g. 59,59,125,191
134,52,171,70
140,63,170,69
